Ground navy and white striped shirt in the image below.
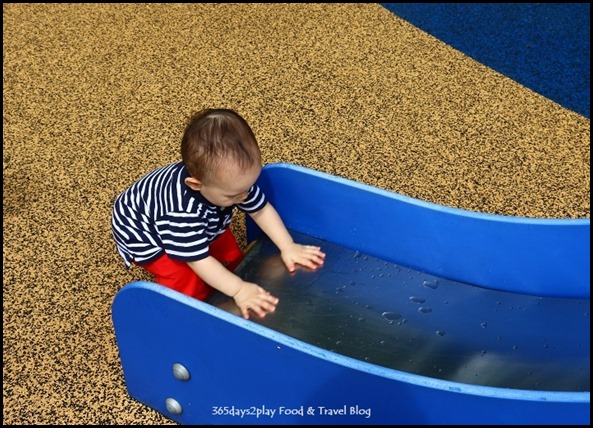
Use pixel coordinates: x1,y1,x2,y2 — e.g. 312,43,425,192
111,161,267,267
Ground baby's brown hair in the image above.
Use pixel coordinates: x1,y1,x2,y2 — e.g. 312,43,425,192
181,108,262,181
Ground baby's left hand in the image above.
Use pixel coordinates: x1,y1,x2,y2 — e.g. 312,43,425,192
280,243,326,273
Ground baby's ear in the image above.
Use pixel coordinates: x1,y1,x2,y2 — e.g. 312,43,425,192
184,176,202,191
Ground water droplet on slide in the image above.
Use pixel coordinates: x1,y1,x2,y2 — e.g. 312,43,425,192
422,280,438,289
382,311,401,321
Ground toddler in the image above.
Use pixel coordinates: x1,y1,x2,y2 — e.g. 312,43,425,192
111,108,325,319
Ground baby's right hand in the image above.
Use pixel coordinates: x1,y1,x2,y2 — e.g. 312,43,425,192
233,282,279,320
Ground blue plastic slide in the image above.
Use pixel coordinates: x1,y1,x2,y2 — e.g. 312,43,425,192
112,163,589,424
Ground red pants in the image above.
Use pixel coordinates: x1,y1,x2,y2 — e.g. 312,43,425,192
140,228,244,301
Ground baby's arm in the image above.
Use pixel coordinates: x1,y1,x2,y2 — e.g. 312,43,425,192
188,257,278,319
248,202,326,273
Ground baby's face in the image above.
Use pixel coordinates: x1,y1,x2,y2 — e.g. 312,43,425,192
199,162,261,207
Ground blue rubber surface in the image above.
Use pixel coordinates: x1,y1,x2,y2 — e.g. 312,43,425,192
381,3,590,118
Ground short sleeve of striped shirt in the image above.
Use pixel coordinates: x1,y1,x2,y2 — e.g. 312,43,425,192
236,184,267,213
